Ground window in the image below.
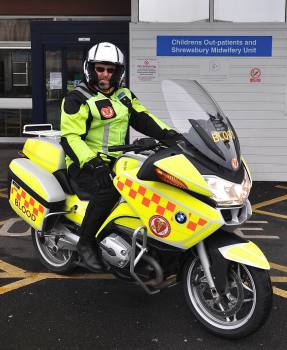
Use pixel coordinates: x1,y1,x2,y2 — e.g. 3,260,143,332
12,62,28,86
215,0,285,22
0,50,32,97
139,0,209,22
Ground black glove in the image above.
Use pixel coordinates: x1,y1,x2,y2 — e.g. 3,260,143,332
160,129,186,147
133,137,157,148
84,157,113,189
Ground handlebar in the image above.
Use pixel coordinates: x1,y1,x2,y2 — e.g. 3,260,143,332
108,138,160,153
108,144,141,152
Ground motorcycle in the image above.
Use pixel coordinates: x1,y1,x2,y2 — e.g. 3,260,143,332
8,80,272,338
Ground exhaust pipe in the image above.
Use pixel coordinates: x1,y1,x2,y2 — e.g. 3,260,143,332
57,231,80,251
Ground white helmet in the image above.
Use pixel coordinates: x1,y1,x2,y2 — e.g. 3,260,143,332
83,42,125,88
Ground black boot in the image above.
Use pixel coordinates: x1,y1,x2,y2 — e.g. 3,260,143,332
77,237,104,272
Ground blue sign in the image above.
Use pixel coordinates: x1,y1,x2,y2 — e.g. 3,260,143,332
157,36,272,57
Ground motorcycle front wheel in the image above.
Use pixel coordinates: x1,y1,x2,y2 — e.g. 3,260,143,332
183,257,272,339
31,228,77,273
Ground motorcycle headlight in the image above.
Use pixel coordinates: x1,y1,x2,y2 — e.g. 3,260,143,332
203,170,252,206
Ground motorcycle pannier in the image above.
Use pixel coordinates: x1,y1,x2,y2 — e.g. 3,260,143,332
9,158,66,231
22,137,66,173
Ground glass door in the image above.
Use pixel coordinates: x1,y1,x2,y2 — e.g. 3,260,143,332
45,47,86,129
45,49,62,129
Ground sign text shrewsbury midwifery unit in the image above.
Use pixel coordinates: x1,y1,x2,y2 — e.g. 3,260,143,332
157,36,272,56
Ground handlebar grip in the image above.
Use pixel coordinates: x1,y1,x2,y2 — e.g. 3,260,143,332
108,144,136,152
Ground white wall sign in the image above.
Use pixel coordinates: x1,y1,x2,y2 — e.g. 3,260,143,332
50,72,62,90
135,58,158,81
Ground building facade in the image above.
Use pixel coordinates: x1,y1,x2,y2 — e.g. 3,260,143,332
1,1,287,180
0,0,130,136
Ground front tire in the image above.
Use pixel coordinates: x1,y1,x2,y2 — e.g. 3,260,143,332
183,257,272,339
31,228,77,274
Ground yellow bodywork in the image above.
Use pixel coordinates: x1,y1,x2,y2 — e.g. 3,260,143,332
114,167,223,249
64,195,89,225
9,158,66,230
9,140,270,270
9,179,48,230
10,160,49,201
113,156,142,175
23,138,66,173
96,202,143,236
219,241,270,270
154,154,212,197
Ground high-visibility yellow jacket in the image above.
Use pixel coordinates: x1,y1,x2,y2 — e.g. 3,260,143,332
60,82,171,170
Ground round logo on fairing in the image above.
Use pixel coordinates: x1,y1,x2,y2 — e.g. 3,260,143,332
231,158,239,170
175,211,187,224
101,106,115,119
149,215,171,238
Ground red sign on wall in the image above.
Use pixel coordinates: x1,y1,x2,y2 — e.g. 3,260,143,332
250,67,261,83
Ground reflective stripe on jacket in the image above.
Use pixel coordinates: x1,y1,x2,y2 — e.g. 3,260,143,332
60,82,170,169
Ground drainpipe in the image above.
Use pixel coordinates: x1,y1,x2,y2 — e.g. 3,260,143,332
210,0,214,23
131,0,139,23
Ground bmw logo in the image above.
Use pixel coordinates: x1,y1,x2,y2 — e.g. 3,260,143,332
175,212,187,224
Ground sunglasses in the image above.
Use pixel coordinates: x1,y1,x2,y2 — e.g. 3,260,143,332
95,66,115,74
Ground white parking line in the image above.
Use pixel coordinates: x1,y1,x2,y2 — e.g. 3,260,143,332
0,218,31,237
235,220,280,239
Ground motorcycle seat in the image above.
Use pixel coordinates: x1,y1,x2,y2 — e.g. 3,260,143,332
69,178,93,201
53,169,92,200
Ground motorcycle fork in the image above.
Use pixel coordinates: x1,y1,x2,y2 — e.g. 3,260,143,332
196,241,227,304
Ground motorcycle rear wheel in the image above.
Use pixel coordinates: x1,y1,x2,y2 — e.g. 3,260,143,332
31,228,77,273
183,257,272,339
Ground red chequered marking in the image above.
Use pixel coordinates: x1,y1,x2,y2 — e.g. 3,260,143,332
117,181,124,191
125,179,133,187
187,218,207,231
129,189,137,199
11,185,45,217
142,197,151,207
138,186,146,196
198,218,207,226
151,193,161,204
117,178,179,217
187,221,197,231
156,206,165,215
166,201,176,212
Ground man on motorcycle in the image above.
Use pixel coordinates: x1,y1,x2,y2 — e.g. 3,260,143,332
60,42,179,271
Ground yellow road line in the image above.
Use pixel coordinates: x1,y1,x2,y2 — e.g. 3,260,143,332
270,262,287,273
0,260,26,276
0,257,115,295
1,259,287,297
275,185,287,190
273,286,287,299
251,193,287,220
0,276,47,295
0,272,115,279
253,209,287,220
271,276,287,282
252,194,287,210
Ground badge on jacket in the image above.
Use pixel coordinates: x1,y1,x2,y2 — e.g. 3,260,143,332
95,99,117,120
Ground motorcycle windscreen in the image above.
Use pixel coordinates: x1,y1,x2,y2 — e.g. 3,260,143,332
161,80,241,171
